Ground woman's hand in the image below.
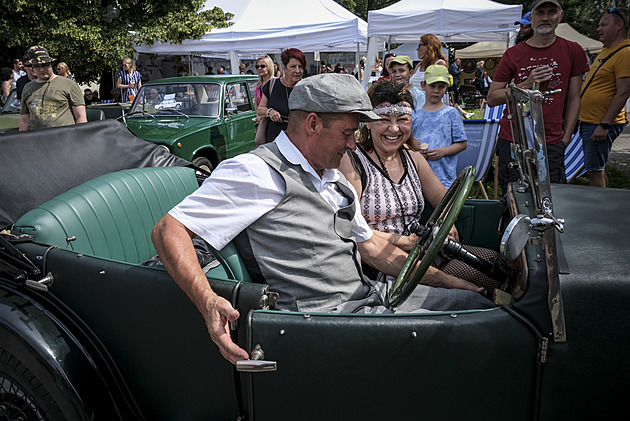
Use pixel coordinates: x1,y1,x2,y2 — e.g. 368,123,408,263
447,225,459,243
269,109,283,122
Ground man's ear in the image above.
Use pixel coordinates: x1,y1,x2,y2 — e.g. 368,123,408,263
420,81,426,91
305,112,319,135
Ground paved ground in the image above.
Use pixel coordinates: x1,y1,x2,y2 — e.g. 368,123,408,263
608,121,630,180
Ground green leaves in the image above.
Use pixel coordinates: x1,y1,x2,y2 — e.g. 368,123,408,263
0,0,232,83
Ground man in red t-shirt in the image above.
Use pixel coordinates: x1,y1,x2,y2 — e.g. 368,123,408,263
487,0,589,195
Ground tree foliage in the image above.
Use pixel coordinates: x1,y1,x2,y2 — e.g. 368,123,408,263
494,0,630,40
334,0,398,21
0,0,233,83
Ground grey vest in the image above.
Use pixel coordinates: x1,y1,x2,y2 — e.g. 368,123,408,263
234,143,380,312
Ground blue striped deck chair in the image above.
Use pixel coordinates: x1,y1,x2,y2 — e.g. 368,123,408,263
458,104,505,199
522,118,585,183
564,131,586,182
484,103,506,120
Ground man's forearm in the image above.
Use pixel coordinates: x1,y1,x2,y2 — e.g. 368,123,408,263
151,214,217,313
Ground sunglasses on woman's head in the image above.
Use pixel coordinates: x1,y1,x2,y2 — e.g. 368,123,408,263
255,64,267,69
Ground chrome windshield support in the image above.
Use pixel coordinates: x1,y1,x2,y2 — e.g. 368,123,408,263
507,83,567,343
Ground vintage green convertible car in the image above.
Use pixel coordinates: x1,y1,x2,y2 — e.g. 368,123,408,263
121,75,258,172
0,86,628,420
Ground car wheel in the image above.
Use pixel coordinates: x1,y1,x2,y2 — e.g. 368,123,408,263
0,347,70,420
192,157,214,174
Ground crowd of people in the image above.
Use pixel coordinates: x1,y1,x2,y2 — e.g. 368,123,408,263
2,46,142,131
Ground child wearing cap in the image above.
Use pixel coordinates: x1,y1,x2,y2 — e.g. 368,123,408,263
411,64,467,188
387,55,425,108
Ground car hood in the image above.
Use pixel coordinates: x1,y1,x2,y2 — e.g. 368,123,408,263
124,117,218,143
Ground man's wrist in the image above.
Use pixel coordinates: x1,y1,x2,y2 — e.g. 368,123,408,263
599,122,611,130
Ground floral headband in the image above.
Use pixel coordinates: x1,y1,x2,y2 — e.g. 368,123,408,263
372,102,413,116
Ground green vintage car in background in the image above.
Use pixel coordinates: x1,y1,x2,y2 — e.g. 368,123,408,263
121,75,258,172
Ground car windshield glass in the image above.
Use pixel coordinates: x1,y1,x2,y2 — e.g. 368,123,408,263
2,91,20,113
130,83,222,117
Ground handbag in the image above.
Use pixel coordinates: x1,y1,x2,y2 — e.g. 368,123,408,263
254,78,278,145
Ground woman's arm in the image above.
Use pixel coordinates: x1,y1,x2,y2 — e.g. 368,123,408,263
338,152,363,199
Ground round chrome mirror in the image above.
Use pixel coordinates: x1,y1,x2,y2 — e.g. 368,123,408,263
500,214,532,261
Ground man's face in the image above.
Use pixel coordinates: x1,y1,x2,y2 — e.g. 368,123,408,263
389,63,413,83
24,65,35,79
32,63,54,81
531,4,563,36
14,61,23,71
597,13,622,48
455,59,461,66
310,113,360,172
518,24,534,37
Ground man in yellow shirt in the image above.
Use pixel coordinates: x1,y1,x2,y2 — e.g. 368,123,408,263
579,8,630,187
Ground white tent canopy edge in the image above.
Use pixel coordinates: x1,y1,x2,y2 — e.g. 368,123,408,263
134,0,373,75
363,0,522,86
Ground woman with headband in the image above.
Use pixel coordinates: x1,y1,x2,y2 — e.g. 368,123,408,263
339,79,500,297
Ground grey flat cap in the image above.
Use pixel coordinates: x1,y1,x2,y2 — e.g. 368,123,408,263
289,73,380,122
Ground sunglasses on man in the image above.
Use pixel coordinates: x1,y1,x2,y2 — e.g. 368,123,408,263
31,63,52,69
609,8,627,26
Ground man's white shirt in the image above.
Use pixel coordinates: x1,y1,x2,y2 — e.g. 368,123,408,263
170,131,373,250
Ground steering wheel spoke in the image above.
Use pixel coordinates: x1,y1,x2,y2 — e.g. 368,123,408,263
390,167,476,308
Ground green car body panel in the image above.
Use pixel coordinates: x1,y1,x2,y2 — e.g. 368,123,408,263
122,75,258,166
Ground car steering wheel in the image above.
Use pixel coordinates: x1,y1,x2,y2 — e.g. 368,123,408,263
389,166,476,308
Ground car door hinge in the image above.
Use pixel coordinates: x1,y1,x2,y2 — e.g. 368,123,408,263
538,337,549,363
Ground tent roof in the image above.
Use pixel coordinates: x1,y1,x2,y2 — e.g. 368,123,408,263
455,41,511,59
455,23,604,59
135,0,369,55
556,23,603,54
367,0,522,43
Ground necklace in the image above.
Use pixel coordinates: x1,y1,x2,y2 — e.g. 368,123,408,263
373,147,420,236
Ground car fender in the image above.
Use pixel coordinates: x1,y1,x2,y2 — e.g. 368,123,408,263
0,285,129,419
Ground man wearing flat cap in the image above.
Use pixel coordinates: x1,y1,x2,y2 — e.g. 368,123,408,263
153,73,492,365
19,46,86,131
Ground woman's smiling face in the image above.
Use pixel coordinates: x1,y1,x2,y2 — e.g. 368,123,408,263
367,103,413,154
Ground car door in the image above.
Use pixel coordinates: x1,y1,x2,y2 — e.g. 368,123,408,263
242,307,543,421
223,81,257,157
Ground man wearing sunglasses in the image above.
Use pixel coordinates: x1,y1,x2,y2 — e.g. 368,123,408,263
579,7,630,187
19,46,86,131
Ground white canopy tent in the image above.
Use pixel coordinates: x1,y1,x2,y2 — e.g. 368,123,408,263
455,23,604,59
135,0,371,74
364,0,522,85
